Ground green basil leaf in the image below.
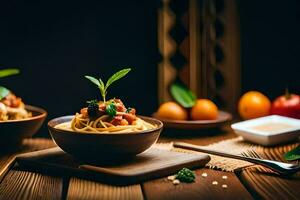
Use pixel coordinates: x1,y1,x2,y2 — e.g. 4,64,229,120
0,68,20,78
99,78,105,89
105,68,131,90
85,68,131,103
85,76,101,87
126,107,132,113
170,82,196,108
106,103,117,117
284,145,300,161
0,86,10,100
86,99,98,104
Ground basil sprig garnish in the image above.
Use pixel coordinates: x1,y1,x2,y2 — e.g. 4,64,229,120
0,68,20,100
126,107,132,113
106,103,117,117
0,86,10,100
85,68,131,103
0,68,20,78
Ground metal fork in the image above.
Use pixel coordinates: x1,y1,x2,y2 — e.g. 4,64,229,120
173,142,300,176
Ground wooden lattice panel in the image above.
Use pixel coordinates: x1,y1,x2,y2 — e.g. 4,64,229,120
158,0,240,112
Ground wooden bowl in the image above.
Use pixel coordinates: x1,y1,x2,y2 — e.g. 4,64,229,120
153,110,232,130
0,105,47,148
48,116,163,161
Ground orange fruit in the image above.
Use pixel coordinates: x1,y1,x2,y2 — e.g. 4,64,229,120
157,101,188,120
190,99,218,120
238,91,271,120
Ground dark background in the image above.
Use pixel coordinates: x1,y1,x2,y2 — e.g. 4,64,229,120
239,0,300,98
0,0,299,137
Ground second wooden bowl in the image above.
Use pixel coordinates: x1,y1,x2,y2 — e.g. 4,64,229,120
153,110,232,130
0,105,47,149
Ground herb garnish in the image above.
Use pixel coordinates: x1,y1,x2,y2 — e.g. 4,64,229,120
0,87,10,100
0,68,20,78
176,168,196,183
0,68,20,100
106,103,117,117
85,68,131,103
170,82,197,108
284,145,300,161
126,107,132,113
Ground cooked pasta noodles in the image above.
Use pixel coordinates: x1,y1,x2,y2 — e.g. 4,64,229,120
55,99,156,133
0,93,31,121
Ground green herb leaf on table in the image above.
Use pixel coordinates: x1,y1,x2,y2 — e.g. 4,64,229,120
0,68,20,78
176,168,196,183
284,145,300,161
0,86,10,100
170,82,197,108
85,68,131,103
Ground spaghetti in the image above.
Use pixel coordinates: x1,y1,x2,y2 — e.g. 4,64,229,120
55,99,156,133
0,93,31,121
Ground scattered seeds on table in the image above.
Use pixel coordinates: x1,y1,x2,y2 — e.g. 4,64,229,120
222,184,228,189
212,181,218,185
222,175,228,180
167,175,176,181
201,173,208,178
173,179,180,185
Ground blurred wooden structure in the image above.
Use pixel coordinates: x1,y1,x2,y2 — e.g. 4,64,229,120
158,0,240,112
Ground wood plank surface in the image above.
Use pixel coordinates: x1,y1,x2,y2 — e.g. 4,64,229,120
0,154,16,182
142,168,253,200
0,170,63,200
67,178,144,200
1,128,299,200
238,141,300,200
0,138,55,182
240,168,300,200
146,127,255,200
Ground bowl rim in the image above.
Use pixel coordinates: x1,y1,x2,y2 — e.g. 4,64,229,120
152,110,232,124
48,115,163,136
0,104,47,124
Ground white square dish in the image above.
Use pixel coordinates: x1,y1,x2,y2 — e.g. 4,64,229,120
231,115,300,146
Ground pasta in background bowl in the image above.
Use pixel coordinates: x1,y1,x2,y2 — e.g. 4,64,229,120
0,68,47,149
0,93,32,121
0,104,47,149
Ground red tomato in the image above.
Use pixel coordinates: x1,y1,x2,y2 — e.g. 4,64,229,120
271,93,300,119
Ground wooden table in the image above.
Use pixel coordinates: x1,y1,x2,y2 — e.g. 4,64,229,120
0,126,299,200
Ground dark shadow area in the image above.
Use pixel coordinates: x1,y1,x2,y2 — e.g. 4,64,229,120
0,0,160,137
160,127,226,138
238,0,300,97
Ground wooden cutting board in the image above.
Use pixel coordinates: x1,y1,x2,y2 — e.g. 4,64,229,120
15,146,210,185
